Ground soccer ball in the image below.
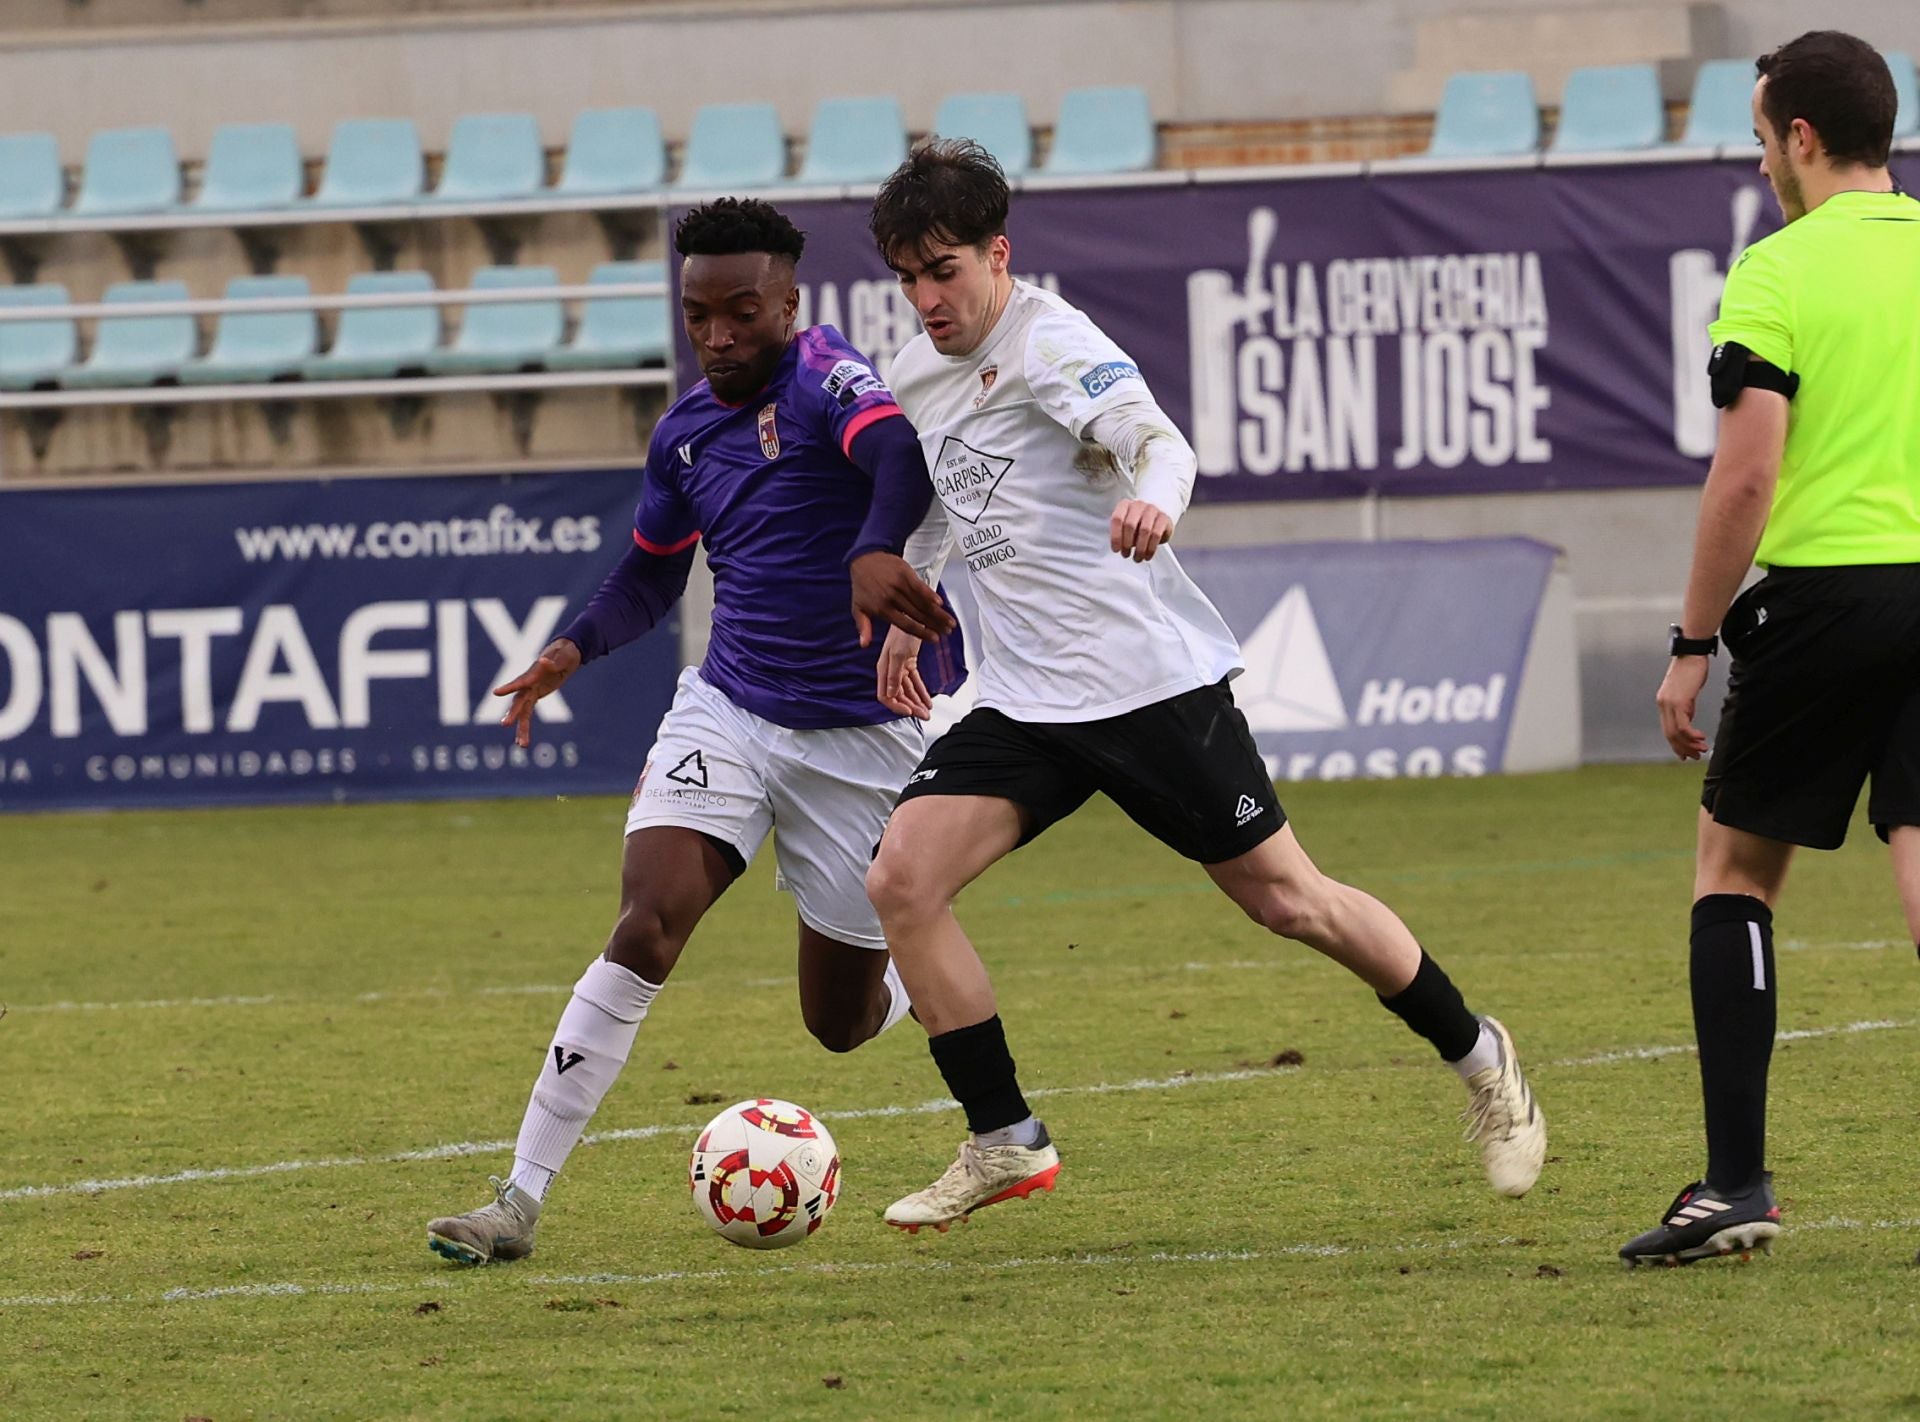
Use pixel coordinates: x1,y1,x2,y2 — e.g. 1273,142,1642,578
688,1098,841,1250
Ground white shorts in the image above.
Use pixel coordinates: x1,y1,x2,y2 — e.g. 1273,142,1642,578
625,668,925,951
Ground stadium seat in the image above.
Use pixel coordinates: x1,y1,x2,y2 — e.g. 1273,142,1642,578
192,122,304,211
796,97,908,184
310,118,425,208
0,283,77,390
1551,64,1664,152
1679,59,1756,148
180,275,317,384
1045,86,1156,174
556,107,666,195
0,133,65,219
63,280,197,387
302,270,440,380
932,92,1034,176
675,103,787,190
547,260,669,370
1890,52,1918,139
73,126,181,215
431,112,546,203
424,265,563,375
1426,71,1540,157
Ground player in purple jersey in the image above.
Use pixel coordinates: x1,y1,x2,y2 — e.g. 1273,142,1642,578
425,199,964,1266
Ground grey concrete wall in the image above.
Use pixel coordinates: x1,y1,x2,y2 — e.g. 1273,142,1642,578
0,0,1916,155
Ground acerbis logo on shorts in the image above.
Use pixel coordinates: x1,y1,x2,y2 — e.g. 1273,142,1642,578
906,768,938,786
1079,360,1141,399
1234,793,1261,826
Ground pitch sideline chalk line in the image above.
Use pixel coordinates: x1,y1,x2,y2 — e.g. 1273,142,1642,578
4,1213,1919,1312
2,1017,1912,1206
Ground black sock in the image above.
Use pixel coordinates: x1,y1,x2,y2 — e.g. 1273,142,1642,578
1378,949,1482,1062
1691,894,1775,1193
927,1015,1031,1134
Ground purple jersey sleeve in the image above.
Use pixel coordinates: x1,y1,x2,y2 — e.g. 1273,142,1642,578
632,439,700,556
795,326,906,457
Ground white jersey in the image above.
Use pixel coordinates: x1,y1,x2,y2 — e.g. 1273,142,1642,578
890,281,1241,722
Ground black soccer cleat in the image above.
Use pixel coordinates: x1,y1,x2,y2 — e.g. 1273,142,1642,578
1619,1173,1780,1268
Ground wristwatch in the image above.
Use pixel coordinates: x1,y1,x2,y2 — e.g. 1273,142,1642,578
1668,624,1719,658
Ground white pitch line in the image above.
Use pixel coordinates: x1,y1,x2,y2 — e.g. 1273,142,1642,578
4,1019,1914,1207
6,1218,1919,1312
1781,938,1908,952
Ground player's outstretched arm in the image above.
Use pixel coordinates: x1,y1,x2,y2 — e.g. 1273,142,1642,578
494,638,583,748
845,413,956,646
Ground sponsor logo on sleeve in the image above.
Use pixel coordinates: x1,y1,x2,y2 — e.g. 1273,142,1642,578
1079,360,1142,399
823,358,889,409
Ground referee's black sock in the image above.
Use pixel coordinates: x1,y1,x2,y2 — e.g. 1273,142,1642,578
1691,894,1776,1193
927,1014,1032,1134
1378,949,1483,1063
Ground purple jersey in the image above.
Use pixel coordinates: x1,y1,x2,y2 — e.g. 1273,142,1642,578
638,325,966,729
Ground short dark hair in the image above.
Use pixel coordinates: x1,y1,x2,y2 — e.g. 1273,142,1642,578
673,197,806,263
1756,30,1897,168
869,138,1009,263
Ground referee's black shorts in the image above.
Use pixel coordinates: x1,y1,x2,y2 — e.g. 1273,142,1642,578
1703,563,1920,849
895,677,1286,864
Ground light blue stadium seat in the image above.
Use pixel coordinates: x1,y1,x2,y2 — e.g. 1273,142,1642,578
180,275,317,384
1552,64,1664,152
0,284,77,390
1680,59,1757,147
797,97,908,184
311,118,424,208
1045,86,1156,174
74,126,181,216
425,265,563,375
0,134,65,219
557,107,666,195
675,103,787,190
932,92,1034,176
193,123,304,211
1427,71,1540,157
1890,52,1918,139
432,112,546,203
302,270,440,380
548,260,668,370
63,280,197,388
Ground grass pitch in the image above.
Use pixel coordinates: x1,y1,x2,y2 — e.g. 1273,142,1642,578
3,764,1918,1420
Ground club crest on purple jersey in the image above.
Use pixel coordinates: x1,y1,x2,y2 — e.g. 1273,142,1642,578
758,404,781,460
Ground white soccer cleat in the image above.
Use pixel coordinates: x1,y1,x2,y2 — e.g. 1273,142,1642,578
884,1125,1061,1234
1460,1016,1546,1198
426,1176,541,1266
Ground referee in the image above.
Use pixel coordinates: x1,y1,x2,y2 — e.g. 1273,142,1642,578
1622,30,1919,1267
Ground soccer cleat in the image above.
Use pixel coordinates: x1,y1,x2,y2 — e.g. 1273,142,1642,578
1619,1173,1780,1268
1461,1016,1547,1198
884,1124,1061,1234
426,1176,541,1266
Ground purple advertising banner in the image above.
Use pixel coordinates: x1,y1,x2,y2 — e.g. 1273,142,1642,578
675,156,1920,501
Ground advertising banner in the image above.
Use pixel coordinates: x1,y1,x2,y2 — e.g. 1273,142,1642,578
676,155,1920,502
0,469,676,811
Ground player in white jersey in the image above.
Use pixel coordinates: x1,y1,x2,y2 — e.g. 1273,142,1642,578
860,141,1548,1233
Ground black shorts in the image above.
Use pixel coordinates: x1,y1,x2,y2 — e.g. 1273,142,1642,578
894,678,1286,864
1703,564,1920,849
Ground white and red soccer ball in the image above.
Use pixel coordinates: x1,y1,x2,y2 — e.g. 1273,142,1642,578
689,1098,841,1250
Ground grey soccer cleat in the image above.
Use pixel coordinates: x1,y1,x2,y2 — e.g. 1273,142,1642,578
426,1176,541,1266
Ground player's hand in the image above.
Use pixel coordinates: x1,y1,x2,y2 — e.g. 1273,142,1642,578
876,624,934,720
493,637,582,748
850,551,956,648
1110,498,1173,563
1656,655,1712,760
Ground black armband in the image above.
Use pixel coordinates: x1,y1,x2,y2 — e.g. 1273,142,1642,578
1708,341,1799,409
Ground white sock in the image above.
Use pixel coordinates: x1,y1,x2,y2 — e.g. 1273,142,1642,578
878,958,914,1035
1450,1021,1501,1082
973,1115,1041,1149
511,957,661,1188
506,1160,556,1202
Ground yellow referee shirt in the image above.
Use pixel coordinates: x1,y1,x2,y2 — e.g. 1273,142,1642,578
1710,189,1920,567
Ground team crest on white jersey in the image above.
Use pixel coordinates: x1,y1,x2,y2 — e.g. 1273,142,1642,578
758,404,780,460
973,365,998,409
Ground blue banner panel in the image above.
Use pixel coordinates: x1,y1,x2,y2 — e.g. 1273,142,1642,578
1186,538,1555,779
0,470,675,811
